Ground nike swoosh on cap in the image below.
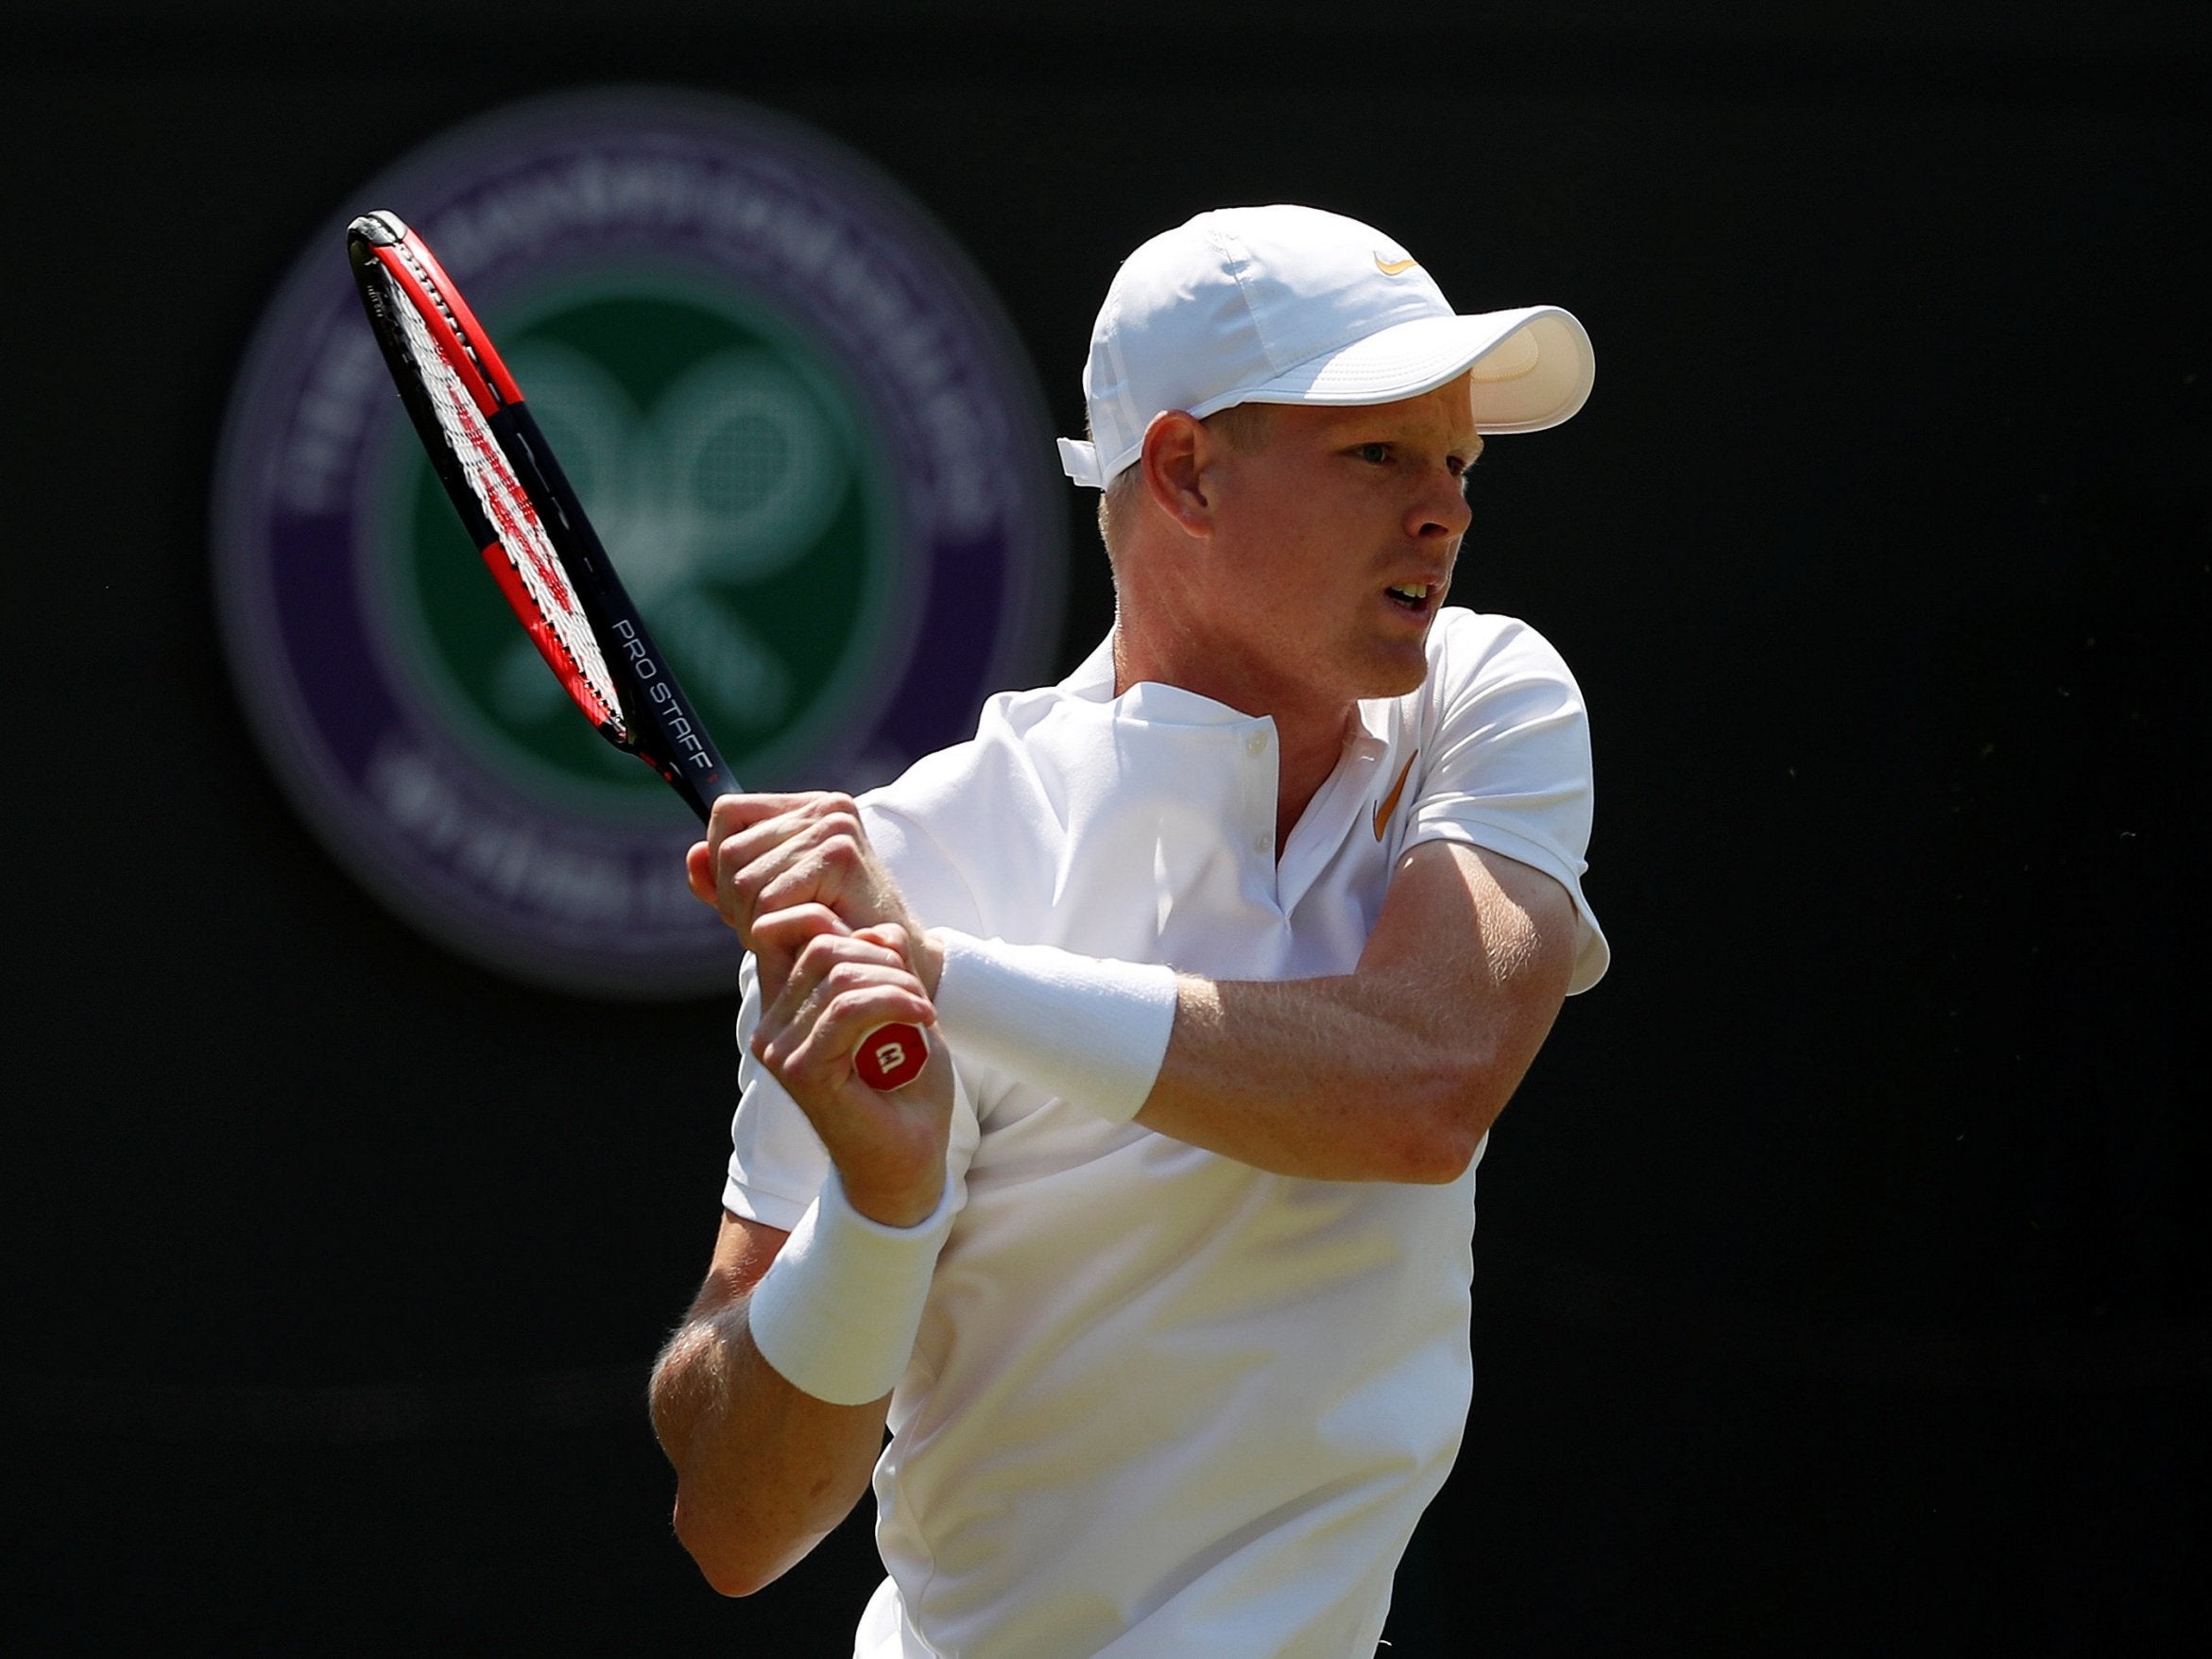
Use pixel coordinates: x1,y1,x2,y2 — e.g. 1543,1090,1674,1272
1373,749,1419,841
1373,254,1418,275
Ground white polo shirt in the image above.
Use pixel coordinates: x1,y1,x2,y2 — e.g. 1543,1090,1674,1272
724,606,1606,1659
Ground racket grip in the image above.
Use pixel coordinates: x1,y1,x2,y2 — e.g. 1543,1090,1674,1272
854,1023,929,1090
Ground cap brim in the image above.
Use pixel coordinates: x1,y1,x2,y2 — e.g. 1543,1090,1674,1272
1199,306,1595,435
1060,305,1595,486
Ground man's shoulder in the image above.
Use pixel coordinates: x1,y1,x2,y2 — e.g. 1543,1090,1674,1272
859,735,990,833
857,672,1085,852
1424,605,1576,683
1374,607,1585,739
853,676,1089,931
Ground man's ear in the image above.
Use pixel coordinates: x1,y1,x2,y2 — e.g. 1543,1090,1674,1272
1138,412,1218,539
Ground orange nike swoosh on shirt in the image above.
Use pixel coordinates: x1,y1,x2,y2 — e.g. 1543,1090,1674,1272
1372,749,1419,841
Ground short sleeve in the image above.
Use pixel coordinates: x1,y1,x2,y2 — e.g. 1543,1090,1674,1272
1405,614,1610,994
723,951,832,1231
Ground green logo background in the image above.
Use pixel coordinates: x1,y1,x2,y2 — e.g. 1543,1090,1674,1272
376,271,901,822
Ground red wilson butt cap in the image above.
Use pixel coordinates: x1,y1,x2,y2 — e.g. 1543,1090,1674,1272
855,1024,929,1090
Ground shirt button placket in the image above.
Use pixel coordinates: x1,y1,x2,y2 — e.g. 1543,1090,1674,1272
1243,727,1276,871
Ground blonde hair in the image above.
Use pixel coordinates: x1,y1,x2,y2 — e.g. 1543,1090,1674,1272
1096,402,1277,560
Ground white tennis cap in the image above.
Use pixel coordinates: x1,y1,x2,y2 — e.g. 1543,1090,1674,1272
1057,204,1595,489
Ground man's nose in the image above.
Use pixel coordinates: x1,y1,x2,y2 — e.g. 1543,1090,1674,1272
1410,470,1472,539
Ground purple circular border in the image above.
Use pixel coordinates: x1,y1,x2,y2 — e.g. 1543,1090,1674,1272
214,89,1065,999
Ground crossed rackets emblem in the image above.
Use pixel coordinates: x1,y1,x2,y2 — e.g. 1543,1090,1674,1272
486,342,849,738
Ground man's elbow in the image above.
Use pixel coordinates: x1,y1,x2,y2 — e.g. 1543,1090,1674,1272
692,1549,776,1600
672,1478,832,1601
672,1495,805,1599
696,1559,780,1600
1394,1062,1517,1184
1395,1112,1485,1184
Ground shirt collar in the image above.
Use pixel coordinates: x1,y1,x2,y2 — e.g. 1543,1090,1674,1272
1064,629,1401,753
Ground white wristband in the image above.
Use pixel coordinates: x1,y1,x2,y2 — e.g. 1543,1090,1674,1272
932,930,1177,1124
747,1170,956,1407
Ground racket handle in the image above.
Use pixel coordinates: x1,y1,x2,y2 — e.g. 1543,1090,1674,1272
854,1023,929,1090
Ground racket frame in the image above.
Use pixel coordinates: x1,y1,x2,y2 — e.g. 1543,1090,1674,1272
345,210,928,1089
346,212,736,821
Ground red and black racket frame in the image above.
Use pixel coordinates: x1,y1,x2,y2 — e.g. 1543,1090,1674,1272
344,212,930,1090
346,212,736,823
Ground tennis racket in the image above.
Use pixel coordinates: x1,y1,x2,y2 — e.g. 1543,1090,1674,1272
346,209,929,1091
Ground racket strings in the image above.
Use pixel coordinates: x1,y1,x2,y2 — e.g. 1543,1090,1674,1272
387,280,627,740
391,239,499,396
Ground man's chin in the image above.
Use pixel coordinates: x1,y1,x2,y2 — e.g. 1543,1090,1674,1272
1361,646,1432,702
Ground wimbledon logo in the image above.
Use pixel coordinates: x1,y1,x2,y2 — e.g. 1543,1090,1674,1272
214,91,1064,997
388,282,897,812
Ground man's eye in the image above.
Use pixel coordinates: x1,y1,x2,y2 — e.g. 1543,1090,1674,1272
1355,442,1390,463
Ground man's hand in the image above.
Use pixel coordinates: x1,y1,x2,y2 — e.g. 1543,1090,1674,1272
687,793,944,1001
748,905,952,1229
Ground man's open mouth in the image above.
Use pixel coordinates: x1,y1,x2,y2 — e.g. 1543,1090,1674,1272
1385,582,1432,612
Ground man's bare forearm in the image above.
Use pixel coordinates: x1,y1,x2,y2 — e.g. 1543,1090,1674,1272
1136,967,1549,1183
1133,844,1577,1183
650,1234,887,1597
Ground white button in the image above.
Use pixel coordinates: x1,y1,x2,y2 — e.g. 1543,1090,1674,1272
1252,831,1270,853
1245,732,1267,758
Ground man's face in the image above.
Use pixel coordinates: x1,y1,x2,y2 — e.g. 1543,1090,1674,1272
1194,373,1482,713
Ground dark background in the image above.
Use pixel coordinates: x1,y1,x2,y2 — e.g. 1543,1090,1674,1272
4,2,2205,1651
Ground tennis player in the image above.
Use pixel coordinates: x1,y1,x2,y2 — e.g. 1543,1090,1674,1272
652,204,1608,1657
